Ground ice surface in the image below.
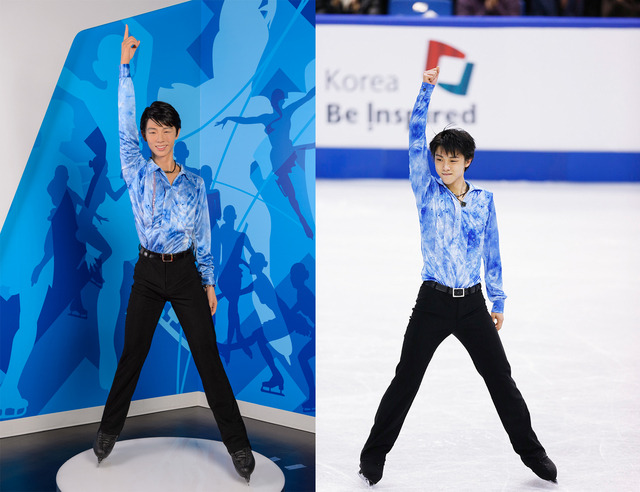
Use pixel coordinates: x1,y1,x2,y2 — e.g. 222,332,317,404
316,179,640,491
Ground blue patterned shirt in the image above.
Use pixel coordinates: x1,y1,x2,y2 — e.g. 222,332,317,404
409,82,506,313
119,64,214,285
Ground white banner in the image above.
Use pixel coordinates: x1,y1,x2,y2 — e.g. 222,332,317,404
317,23,640,152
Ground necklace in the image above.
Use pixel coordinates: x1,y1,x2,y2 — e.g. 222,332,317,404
165,160,178,174
454,183,469,207
454,182,468,198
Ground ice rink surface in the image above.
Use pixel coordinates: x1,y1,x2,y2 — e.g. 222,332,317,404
316,179,640,491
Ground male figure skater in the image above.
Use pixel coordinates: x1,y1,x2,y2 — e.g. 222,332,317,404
358,68,557,486
93,26,255,484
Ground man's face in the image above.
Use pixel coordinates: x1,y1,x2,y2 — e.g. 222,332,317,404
433,146,471,189
144,120,179,160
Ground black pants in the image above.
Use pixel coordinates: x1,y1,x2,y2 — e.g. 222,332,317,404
360,282,545,466
100,251,250,454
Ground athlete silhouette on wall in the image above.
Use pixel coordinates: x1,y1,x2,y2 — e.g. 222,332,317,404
216,85,315,239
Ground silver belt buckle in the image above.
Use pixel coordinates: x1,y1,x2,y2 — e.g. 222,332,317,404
452,288,464,298
162,253,174,263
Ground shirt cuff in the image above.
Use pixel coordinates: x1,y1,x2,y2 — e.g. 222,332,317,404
120,64,131,77
421,81,435,94
491,299,505,314
200,274,215,287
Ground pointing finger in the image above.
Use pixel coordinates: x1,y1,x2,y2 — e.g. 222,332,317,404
124,24,128,40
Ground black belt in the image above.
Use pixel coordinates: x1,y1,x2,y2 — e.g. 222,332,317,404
424,281,482,298
139,246,192,263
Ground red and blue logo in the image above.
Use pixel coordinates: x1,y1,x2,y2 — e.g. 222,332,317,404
426,40,474,96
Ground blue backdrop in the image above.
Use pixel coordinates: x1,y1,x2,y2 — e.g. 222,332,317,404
316,15,640,182
0,0,316,421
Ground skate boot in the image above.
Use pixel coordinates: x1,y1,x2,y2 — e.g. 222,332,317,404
301,395,315,413
521,454,557,482
93,429,119,464
359,460,384,486
261,372,284,396
89,259,105,288
68,306,88,319
230,446,255,484
69,297,88,319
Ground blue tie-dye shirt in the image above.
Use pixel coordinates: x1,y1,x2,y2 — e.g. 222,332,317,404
409,82,506,313
119,64,214,286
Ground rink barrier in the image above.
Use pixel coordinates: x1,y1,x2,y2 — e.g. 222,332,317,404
317,148,640,181
0,393,314,439
316,15,640,181
316,14,640,28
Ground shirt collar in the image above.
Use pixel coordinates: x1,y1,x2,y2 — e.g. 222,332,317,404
434,176,477,192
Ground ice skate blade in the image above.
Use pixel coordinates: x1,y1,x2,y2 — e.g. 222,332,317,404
358,471,374,487
260,386,284,396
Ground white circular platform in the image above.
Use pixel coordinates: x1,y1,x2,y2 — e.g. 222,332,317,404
56,437,285,492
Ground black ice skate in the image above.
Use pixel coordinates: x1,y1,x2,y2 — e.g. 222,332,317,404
230,446,255,484
521,454,557,482
359,460,383,486
93,429,119,464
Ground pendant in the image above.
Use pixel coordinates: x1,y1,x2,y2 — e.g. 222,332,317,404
461,201,466,207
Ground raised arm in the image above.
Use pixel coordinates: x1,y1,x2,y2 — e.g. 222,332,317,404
216,114,269,129
284,87,316,115
106,181,128,202
121,24,139,65
119,25,144,188
409,67,439,196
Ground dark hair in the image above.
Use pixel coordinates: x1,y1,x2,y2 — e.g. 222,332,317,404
429,128,475,170
140,101,181,135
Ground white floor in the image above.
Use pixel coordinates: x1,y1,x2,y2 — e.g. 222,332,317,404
316,180,640,491
56,437,284,491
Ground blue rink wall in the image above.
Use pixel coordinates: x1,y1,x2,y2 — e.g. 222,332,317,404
316,15,640,182
0,0,315,423
317,149,640,181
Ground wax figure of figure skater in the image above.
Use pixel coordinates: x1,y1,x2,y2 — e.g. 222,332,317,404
358,68,557,486
93,26,255,484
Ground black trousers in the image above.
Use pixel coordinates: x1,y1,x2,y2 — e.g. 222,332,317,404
360,282,545,466
100,251,250,454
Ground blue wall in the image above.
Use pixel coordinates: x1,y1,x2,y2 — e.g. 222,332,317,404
0,0,316,422
317,148,640,181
